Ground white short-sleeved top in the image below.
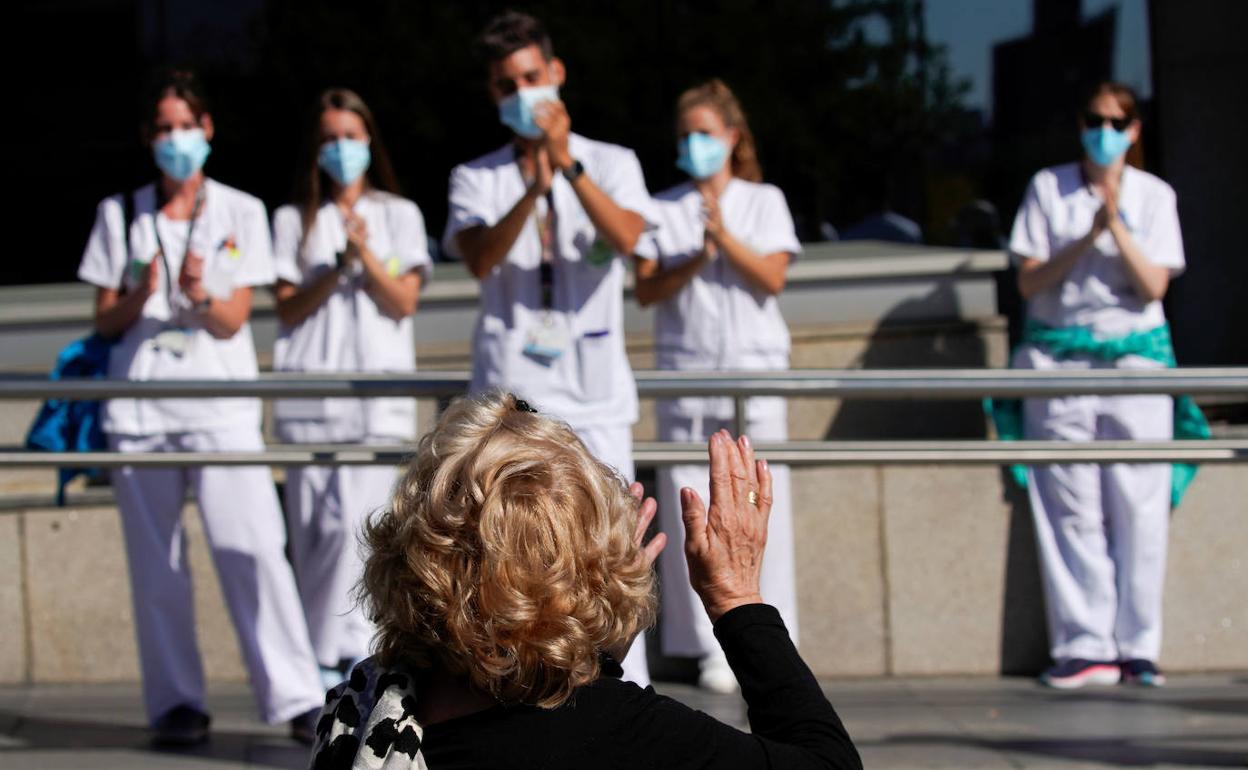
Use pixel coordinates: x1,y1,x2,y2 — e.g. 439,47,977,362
1009,162,1185,336
442,133,655,427
77,178,275,436
270,193,432,442
637,178,801,420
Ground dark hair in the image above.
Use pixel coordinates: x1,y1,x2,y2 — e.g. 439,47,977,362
1082,80,1144,169
293,88,401,236
677,79,764,183
474,10,552,64
142,68,209,137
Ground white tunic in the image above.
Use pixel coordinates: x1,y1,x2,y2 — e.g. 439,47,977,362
636,178,801,420
1009,162,1185,664
442,133,654,427
77,178,275,436
270,193,432,442
1009,162,1185,335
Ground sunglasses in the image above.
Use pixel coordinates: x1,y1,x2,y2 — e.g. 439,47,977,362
1083,111,1132,132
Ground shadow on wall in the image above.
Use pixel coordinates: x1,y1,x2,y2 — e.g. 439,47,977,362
823,273,988,441
822,269,1050,675
997,468,1051,675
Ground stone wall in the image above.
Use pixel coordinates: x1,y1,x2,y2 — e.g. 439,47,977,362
2,317,1245,684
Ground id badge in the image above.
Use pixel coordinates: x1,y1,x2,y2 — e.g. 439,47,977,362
523,314,569,363
153,327,193,357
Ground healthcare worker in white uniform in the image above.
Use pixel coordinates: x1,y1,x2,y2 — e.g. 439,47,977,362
271,88,431,688
1010,81,1185,689
634,79,801,693
442,11,655,685
76,70,323,746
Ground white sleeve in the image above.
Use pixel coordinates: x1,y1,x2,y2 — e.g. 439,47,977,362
389,198,433,283
595,148,657,227
1008,174,1051,263
753,186,802,258
78,195,127,290
271,205,304,285
442,164,495,260
231,197,277,287
633,228,660,261
1140,185,1185,275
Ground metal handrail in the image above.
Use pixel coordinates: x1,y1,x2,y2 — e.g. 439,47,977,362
1,368,1245,400
2,369,1243,469
2,440,1244,468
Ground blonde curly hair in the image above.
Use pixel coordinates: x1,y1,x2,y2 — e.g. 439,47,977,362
361,391,656,709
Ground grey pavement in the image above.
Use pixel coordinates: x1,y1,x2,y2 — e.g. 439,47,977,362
0,674,1245,769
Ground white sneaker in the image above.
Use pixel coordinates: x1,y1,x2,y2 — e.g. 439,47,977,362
698,652,739,694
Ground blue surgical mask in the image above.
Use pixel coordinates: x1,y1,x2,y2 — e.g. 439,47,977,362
498,85,559,139
152,128,212,182
318,138,372,186
676,132,730,180
1081,126,1132,167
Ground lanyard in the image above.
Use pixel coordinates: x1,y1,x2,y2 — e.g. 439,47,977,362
534,190,557,310
152,183,207,302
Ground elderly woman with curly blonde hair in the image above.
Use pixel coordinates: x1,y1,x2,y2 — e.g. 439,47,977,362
308,391,861,769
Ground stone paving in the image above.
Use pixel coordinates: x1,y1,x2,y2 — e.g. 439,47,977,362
0,674,1245,768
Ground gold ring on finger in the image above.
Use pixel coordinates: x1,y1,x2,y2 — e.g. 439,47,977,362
747,490,759,507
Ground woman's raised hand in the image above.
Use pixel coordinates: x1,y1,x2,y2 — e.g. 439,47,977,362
628,481,667,570
680,430,771,622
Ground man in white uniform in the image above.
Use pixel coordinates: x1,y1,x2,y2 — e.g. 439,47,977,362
443,10,654,685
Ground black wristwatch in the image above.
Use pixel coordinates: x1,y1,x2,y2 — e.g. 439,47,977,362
562,159,585,182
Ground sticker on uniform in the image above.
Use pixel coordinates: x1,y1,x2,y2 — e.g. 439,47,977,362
129,257,152,281
586,238,613,266
218,235,242,260
386,256,401,277
523,319,569,364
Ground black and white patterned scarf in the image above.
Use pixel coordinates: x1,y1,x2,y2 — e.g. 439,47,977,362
309,657,428,770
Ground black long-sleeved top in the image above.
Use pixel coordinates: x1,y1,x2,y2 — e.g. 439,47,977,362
416,603,862,768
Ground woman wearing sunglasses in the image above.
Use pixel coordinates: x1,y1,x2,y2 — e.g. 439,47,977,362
1008,81,1187,689
634,79,800,694
270,88,431,689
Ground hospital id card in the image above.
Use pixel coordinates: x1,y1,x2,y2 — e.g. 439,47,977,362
153,327,194,357
523,315,569,364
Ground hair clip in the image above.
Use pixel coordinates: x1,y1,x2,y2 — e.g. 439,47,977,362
513,397,538,414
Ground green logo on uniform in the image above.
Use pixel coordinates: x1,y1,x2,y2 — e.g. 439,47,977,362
586,239,613,266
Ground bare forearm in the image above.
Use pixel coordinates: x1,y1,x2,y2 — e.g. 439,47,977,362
274,272,340,328
570,175,645,255
94,288,150,339
717,233,787,295
458,189,541,279
634,255,706,307
199,288,253,339
1109,220,1169,301
360,255,421,320
1017,233,1093,299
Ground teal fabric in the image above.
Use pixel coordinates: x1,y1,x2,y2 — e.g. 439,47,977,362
985,320,1210,508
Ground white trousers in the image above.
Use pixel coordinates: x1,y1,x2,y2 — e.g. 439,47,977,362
572,422,649,687
109,428,323,725
656,408,799,658
285,455,398,668
1019,346,1172,662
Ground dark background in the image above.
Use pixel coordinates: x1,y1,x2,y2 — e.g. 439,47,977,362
10,0,1245,364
